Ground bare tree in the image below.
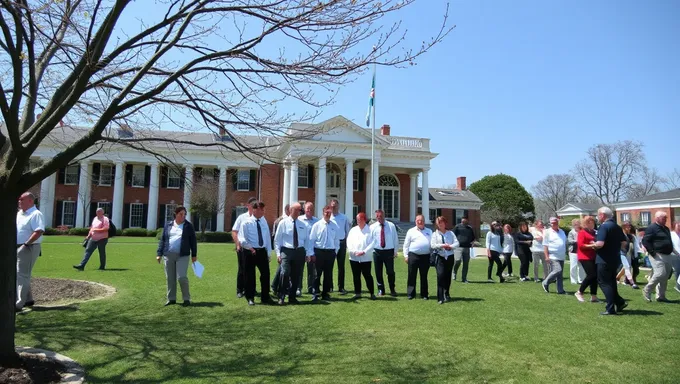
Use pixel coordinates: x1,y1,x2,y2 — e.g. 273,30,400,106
531,174,579,216
627,166,665,199
0,0,452,362
532,198,551,223
664,168,680,190
189,174,223,235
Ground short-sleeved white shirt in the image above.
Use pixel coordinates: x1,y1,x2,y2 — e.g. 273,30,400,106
16,206,45,244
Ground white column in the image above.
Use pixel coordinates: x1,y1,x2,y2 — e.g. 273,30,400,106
146,162,159,230
365,168,371,215
372,165,379,220
112,161,125,228
39,170,55,227
422,168,430,224
183,165,193,213
217,165,228,232
316,157,327,217
344,158,354,216
75,161,91,227
409,172,418,222
289,160,299,205
282,162,291,212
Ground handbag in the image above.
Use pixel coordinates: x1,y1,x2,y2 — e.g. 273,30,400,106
82,238,89,248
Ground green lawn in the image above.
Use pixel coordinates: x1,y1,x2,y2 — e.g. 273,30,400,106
15,236,680,383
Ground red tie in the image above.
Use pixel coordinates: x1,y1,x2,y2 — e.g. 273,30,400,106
380,223,386,248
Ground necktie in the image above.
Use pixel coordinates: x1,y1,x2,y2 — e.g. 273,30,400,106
380,223,386,248
256,219,264,247
293,220,299,248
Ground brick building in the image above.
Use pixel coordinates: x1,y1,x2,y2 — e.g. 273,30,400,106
613,189,680,228
28,116,482,233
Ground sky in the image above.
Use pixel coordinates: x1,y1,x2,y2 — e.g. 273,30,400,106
304,0,679,190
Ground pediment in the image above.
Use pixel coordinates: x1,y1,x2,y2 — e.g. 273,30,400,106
308,116,390,145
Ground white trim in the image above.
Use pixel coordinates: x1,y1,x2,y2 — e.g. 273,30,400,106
129,203,144,228
167,168,181,189
64,164,79,185
614,200,680,210
61,201,76,227
97,202,112,216
236,169,250,191
419,201,483,210
98,164,113,187
131,165,145,188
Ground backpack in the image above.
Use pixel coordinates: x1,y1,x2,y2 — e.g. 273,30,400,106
108,220,117,238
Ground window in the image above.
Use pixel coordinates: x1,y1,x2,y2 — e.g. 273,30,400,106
237,170,250,191
235,206,248,217
353,170,359,191
99,164,113,186
298,167,309,188
197,215,213,232
327,164,341,189
167,168,181,189
353,205,359,218
62,201,76,227
456,209,465,225
640,212,651,226
132,165,145,188
97,202,112,217
620,212,631,223
130,203,144,228
24,159,42,173
165,204,177,223
64,165,79,185
429,209,437,223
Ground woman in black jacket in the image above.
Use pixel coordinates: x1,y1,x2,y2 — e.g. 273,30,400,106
514,221,534,282
156,206,198,306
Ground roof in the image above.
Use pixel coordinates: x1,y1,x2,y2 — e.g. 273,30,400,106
556,202,601,213
417,187,482,203
616,189,680,204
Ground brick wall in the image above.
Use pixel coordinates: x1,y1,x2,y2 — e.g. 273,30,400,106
616,207,675,229
397,173,410,222
260,164,282,229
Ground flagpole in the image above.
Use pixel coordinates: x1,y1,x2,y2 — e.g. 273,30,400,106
370,62,376,219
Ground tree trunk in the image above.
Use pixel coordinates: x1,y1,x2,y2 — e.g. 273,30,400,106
0,193,19,366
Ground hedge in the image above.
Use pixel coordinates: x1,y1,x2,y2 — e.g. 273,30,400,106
68,228,91,236
122,228,150,237
198,232,232,243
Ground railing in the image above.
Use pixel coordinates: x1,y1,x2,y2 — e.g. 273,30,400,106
387,136,429,151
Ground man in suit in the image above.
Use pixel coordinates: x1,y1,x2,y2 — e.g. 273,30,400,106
370,209,399,296
238,201,273,306
593,207,627,315
232,197,257,298
273,202,313,305
271,204,290,296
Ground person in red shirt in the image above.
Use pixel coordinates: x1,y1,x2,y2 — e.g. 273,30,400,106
575,216,599,303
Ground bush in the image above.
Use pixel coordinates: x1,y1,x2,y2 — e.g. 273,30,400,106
68,227,90,236
198,231,232,243
44,227,68,235
116,229,123,236
147,230,158,237
122,228,150,237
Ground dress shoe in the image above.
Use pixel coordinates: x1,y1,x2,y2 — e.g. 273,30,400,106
438,300,444,305
73,265,84,271
98,267,106,270
25,301,35,308
237,292,243,298
390,291,398,297
164,300,176,306
445,295,451,302
657,297,671,303
247,300,255,306
182,301,191,307
288,298,300,305
339,289,348,295
599,311,617,316
261,298,275,305
15,307,23,313
351,294,361,300
422,296,429,301
617,302,628,312
408,296,414,300
369,294,377,300
311,296,319,303
321,294,332,301
278,299,285,305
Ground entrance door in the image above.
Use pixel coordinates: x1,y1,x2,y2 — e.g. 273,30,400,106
378,174,400,220
326,163,344,211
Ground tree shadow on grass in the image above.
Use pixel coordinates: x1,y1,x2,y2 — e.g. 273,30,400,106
623,309,664,316
30,306,79,312
450,297,484,302
98,268,130,272
188,302,224,308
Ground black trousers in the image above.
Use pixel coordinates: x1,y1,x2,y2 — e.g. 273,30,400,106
374,249,396,293
517,252,531,278
579,260,598,296
271,264,282,293
597,261,625,314
244,248,270,301
407,252,430,298
488,250,503,280
332,239,347,291
436,256,455,302
502,252,513,275
350,260,374,295
631,256,640,283
236,248,246,293
314,248,336,295
453,247,470,281
279,247,306,300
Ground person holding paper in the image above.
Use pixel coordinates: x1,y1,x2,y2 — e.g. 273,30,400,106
238,200,273,306
157,206,197,307
431,216,459,304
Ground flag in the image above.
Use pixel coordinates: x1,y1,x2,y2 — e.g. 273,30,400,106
365,71,375,127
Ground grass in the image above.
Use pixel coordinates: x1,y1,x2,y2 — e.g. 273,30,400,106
15,236,680,383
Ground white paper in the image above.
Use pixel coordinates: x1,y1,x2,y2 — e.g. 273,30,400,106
192,261,205,278
470,248,476,259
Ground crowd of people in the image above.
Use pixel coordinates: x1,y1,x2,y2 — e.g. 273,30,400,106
14,191,680,315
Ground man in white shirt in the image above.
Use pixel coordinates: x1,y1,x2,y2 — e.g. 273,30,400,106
530,220,549,282
542,217,568,294
309,205,340,301
370,209,399,296
232,197,257,298
348,212,377,300
671,222,680,293
238,201,273,306
270,204,290,296
299,202,319,296
16,192,45,312
274,202,314,305
330,199,351,295
403,215,432,300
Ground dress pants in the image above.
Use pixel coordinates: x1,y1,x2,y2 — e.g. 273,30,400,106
16,244,41,309
77,238,108,269
532,251,549,280
332,239,347,291
597,261,625,314
407,252,430,299
517,252,531,279
568,253,585,284
501,252,513,275
436,255,455,302
314,248,336,296
373,249,396,294
271,264,283,294
163,252,191,302
236,247,246,294
488,250,503,280
579,260,598,295
671,254,680,291
453,247,470,281
543,260,565,293
644,253,672,299
279,247,306,300
244,248,271,301
350,260,374,295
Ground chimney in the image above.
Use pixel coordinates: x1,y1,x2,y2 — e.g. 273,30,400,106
219,126,226,136
456,176,467,190
380,124,391,136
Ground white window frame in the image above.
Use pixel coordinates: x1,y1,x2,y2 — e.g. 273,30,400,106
640,211,651,226
64,164,79,185
353,170,359,191
235,206,248,217
352,204,359,218
326,164,341,189
165,204,177,223
620,212,631,223
129,203,144,228
237,170,250,191
62,201,76,227
197,215,213,232
167,168,181,189
456,209,465,225
132,165,145,188
97,202,112,217
99,164,113,186
298,167,309,188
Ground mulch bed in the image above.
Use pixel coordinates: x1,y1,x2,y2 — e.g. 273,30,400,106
31,277,109,305
0,354,65,384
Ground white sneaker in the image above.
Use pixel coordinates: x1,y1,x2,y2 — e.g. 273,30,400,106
574,292,585,303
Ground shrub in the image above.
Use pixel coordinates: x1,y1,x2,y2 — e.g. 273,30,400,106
122,228,150,237
147,230,158,237
116,229,123,236
68,227,91,236
198,231,232,243
44,227,67,235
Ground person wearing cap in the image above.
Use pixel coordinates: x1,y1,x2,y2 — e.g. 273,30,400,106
232,197,257,298
541,217,568,294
